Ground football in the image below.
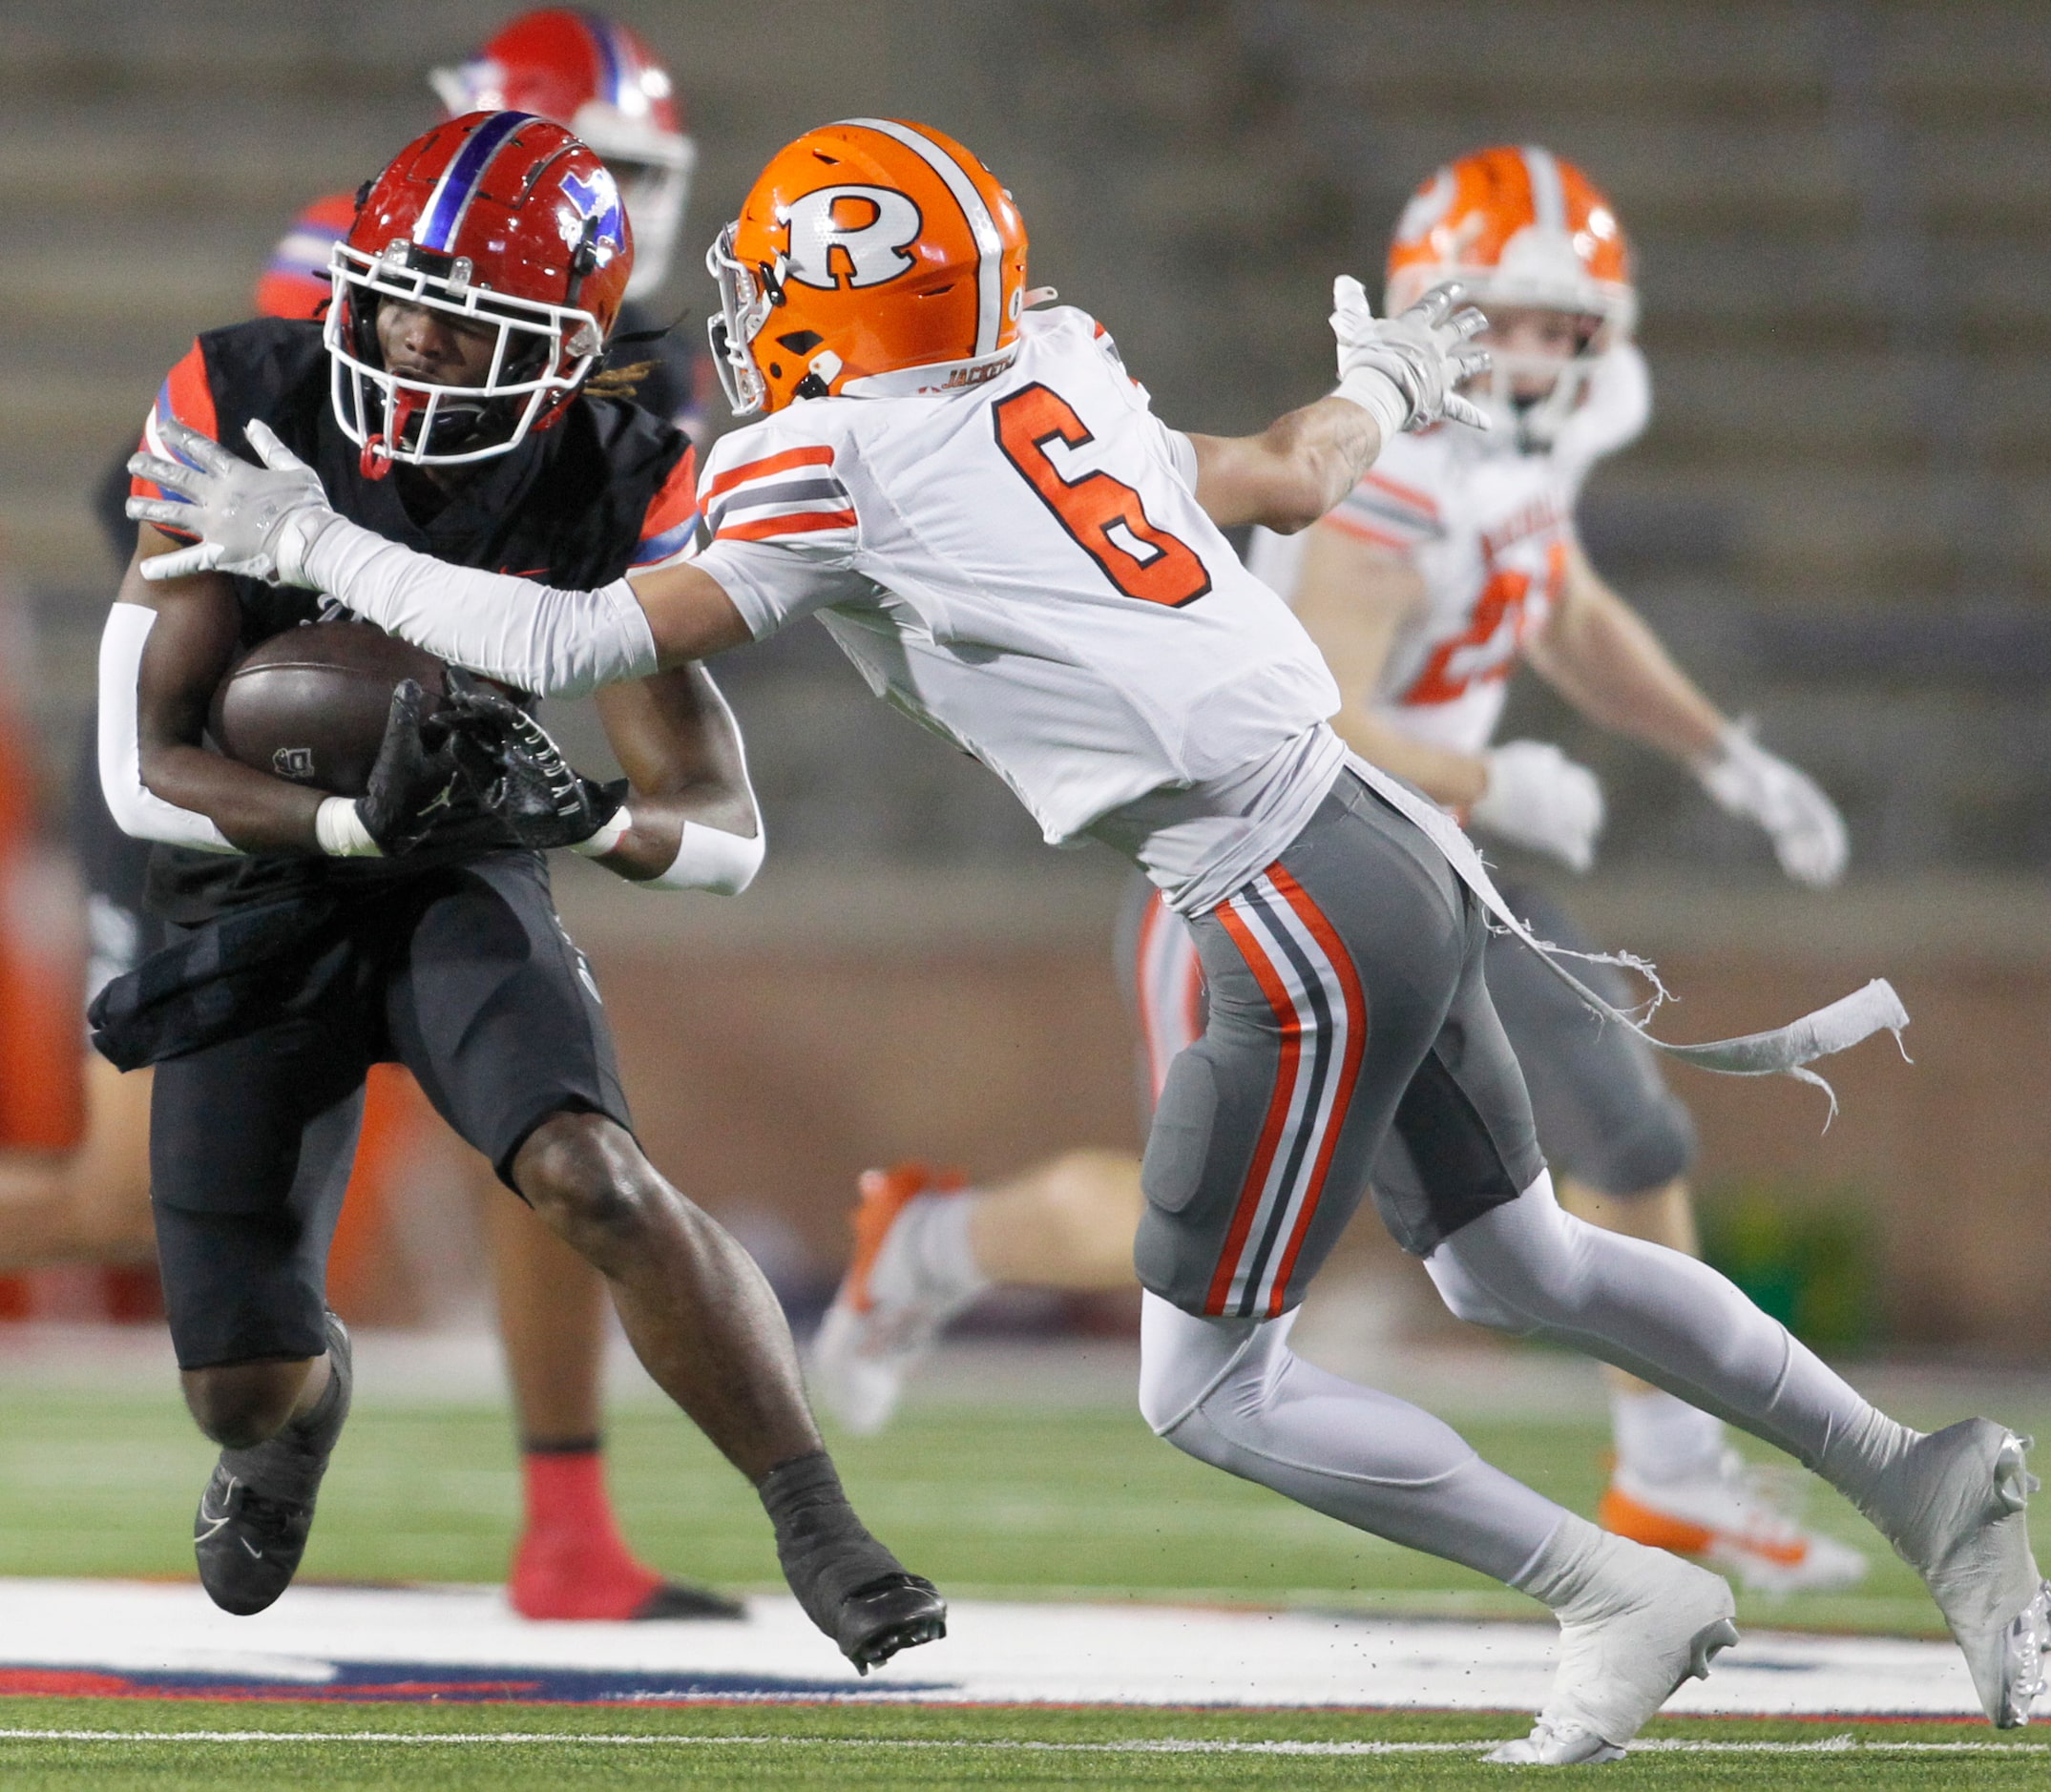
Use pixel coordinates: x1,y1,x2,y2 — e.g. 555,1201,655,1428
208,621,450,798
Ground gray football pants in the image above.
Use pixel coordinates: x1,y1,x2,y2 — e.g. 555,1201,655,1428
1134,769,1543,1318
1134,771,1902,1583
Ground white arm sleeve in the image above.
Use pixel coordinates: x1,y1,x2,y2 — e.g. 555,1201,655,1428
96,602,238,854
299,516,660,698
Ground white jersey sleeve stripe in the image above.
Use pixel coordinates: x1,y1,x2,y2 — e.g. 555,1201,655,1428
1321,511,1419,554
706,476,850,531
714,506,857,545
1361,469,1440,519
840,116,1002,357
702,441,857,544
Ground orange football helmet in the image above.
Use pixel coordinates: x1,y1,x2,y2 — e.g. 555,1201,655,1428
707,117,1029,416
1387,145,1634,444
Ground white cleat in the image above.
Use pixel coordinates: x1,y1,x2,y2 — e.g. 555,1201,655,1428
1857,1419,2050,1727
1599,1448,1870,1594
1489,1537,1738,1765
807,1164,983,1436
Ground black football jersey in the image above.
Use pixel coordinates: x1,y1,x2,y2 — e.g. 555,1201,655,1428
127,318,700,923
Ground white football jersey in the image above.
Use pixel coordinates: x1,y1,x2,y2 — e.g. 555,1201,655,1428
1249,344,1649,758
692,306,1345,910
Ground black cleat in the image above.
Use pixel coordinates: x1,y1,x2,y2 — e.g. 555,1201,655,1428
758,1449,948,1672
629,1579,747,1621
836,1572,948,1674
194,1310,352,1616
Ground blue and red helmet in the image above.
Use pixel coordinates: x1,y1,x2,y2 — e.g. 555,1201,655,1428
326,111,634,473
429,10,692,298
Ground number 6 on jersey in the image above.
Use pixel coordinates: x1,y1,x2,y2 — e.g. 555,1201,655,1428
994,384,1212,608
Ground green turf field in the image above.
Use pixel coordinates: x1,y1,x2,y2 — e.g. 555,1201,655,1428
5,1372,2049,1787
4,1378,2044,1636
0,1702,2046,1789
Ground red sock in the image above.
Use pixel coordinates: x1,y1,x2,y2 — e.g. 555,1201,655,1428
507,1442,663,1621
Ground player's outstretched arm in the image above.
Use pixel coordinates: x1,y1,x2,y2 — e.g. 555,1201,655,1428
1185,280,1490,533
127,421,750,699
1526,544,1847,886
1525,543,1727,763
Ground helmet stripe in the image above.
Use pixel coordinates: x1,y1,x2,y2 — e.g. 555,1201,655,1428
418,110,534,252
576,10,628,109
1520,145,1567,232
838,117,1002,358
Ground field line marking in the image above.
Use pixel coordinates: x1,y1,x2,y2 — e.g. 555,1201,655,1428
0,1729,2048,1756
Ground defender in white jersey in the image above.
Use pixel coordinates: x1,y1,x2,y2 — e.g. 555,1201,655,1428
131,117,2049,1758
814,149,1856,1598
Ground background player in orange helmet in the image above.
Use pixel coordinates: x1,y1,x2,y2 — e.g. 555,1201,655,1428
810,146,1865,1598
25,10,731,1625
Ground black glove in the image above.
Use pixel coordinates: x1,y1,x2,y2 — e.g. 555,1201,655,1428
356,679,465,855
442,672,627,852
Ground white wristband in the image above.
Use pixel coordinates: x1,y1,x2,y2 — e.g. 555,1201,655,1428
569,805,634,858
315,797,383,858
1333,368,1408,446
643,819,764,895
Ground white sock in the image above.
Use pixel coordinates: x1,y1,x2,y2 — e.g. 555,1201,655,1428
1514,1511,1626,1616
1610,1386,1727,1483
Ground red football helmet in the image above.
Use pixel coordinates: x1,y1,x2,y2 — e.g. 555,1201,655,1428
326,111,633,474
429,10,692,299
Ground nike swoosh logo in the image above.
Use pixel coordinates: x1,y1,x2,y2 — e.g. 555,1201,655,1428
240,1539,265,1560
197,1473,241,1543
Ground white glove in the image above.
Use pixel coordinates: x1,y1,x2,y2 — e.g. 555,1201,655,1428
126,418,339,587
1696,721,1848,887
1329,276,1492,439
1468,740,1605,873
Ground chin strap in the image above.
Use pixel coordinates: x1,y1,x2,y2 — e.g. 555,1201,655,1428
363,387,432,481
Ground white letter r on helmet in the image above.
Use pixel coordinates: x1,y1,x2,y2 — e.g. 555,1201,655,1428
780,185,923,289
